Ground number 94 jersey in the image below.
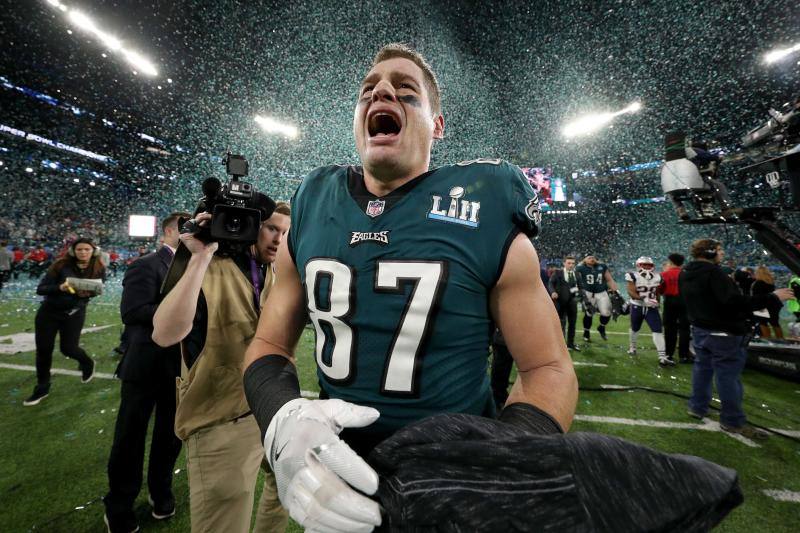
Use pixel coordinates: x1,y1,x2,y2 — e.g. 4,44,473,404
624,270,661,306
288,160,540,434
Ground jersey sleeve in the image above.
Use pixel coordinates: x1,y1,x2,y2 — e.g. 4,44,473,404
287,165,340,264
624,271,635,283
499,162,541,237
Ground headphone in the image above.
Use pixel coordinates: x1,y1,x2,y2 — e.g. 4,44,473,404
68,239,101,258
700,239,720,260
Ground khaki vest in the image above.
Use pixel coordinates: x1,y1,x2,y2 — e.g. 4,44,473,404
174,256,275,440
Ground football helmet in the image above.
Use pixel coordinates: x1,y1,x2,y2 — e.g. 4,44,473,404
635,256,655,271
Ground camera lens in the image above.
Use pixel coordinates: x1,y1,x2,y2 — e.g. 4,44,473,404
225,216,242,234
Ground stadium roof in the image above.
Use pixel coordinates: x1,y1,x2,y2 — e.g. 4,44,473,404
1,0,798,175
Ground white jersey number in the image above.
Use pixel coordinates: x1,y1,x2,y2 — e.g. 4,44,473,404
305,259,446,395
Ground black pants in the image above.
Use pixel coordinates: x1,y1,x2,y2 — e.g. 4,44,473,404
663,295,691,359
557,298,578,346
490,342,513,410
34,304,92,385
104,379,182,521
0,269,7,291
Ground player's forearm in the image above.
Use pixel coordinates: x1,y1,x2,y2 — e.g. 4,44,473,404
627,283,640,300
243,299,305,370
152,254,211,346
244,338,296,369
506,360,578,431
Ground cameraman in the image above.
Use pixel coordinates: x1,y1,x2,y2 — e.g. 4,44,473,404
152,201,291,533
679,238,793,439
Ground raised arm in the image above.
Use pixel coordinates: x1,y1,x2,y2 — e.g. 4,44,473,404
490,233,578,431
152,213,216,347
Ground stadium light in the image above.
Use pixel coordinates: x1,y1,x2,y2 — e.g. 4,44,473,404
129,215,156,238
562,101,643,138
255,115,299,139
764,43,800,64
56,3,159,77
46,0,68,11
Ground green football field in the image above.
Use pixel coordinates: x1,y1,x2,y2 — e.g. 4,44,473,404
1,278,799,532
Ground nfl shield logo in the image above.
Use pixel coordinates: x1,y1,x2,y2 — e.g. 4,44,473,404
366,199,385,218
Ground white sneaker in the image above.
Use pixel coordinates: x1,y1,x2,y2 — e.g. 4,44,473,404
627,348,637,356
659,356,676,367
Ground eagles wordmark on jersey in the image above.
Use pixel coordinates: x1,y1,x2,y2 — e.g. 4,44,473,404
289,159,540,434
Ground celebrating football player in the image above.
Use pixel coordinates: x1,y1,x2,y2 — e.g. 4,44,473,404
576,254,619,342
625,256,672,366
241,43,578,532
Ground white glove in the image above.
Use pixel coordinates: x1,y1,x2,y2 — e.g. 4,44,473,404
264,398,382,533
644,297,659,308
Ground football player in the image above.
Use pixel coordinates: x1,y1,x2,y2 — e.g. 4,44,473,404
241,44,578,533
625,256,672,366
576,254,619,342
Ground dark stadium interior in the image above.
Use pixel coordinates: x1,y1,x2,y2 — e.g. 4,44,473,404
2,1,800,532
1,0,798,267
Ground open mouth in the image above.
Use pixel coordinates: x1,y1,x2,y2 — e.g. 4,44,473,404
368,111,402,138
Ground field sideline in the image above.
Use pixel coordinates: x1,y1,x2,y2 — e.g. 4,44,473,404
0,278,798,532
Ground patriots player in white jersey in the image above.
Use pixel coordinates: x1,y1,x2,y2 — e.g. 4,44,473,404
625,256,673,366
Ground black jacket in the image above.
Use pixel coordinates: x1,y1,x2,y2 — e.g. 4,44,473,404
36,261,105,311
679,261,779,335
117,247,180,382
548,268,579,305
370,413,742,532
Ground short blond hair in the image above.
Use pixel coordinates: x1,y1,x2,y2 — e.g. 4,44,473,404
273,201,291,217
754,265,774,284
372,43,441,116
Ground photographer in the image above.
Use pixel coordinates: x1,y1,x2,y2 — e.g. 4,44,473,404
679,238,793,439
152,201,290,533
23,238,106,406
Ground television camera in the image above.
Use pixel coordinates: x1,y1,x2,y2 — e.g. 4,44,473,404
660,95,800,276
660,96,800,380
181,151,276,251
161,151,276,296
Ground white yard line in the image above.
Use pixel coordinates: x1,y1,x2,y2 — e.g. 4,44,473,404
0,362,116,380
0,366,791,448
572,361,608,367
574,414,760,447
0,325,114,354
762,490,800,503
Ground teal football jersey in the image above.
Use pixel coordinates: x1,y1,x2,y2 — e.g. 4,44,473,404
576,263,609,293
289,160,540,434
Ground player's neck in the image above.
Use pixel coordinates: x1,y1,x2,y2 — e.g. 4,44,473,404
362,163,430,197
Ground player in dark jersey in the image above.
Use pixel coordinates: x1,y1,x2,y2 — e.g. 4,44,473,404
242,44,578,532
575,254,618,342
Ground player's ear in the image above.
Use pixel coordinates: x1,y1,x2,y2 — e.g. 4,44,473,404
432,114,444,140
